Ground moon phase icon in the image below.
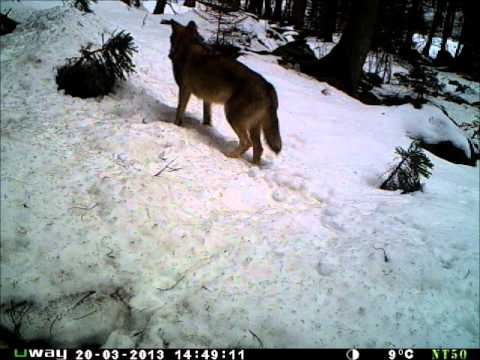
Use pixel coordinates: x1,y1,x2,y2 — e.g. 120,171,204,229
346,349,360,360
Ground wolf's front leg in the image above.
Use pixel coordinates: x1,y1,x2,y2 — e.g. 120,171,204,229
203,101,212,125
175,87,191,126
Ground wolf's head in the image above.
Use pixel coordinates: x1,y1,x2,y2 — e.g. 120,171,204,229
169,20,203,61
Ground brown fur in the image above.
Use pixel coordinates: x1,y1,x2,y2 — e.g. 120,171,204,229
168,20,282,164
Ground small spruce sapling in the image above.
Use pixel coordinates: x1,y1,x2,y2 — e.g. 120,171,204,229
409,66,443,109
56,30,138,98
380,140,434,194
199,0,242,58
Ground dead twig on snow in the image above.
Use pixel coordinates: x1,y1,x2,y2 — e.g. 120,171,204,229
153,159,179,177
6,301,32,338
110,288,132,312
373,246,389,263
69,203,98,211
71,290,96,311
248,329,264,348
73,310,98,320
157,274,186,292
49,313,62,338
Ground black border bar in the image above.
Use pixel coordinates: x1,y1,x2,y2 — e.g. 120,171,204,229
0,348,479,360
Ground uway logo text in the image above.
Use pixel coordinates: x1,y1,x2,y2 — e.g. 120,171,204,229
14,349,67,360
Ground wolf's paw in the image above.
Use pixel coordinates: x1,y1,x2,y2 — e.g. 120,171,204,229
251,158,262,166
225,151,240,158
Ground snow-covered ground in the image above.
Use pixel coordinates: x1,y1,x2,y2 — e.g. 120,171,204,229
1,1,478,348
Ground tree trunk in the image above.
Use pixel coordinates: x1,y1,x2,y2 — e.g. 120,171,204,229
264,0,272,18
291,0,307,28
273,0,283,20
403,0,422,52
285,0,293,20
324,0,338,42
257,0,264,15
316,0,381,96
153,0,167,14
184,0,196,7
440,0,457,52
454,0,480,78
422,0,446,57
308,0,320,35
337,0,352,31
248,0,263,15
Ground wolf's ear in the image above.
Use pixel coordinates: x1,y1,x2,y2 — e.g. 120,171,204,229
186,21,197,30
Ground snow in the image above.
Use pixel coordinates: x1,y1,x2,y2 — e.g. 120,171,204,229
396,105,473,158
1,0,479,349
436,71,480,108
143,1,192,15
413,33,459,59
306,36,337,59
144,1,287,52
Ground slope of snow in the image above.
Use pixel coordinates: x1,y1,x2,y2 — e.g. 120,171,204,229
0,1,478,348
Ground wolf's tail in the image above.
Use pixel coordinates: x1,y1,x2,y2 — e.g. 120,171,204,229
263,85,282,154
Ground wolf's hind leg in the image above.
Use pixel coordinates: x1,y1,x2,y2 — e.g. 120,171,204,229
203,101,212,125
226,121,252,158
224,97,253,159
250,125,263,164
175,87,191,126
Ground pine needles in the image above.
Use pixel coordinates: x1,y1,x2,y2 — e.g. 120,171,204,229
380,141,434,194
80,31,138,82
56,31,137,98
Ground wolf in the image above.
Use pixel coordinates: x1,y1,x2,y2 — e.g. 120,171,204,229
168,20,282,164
